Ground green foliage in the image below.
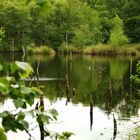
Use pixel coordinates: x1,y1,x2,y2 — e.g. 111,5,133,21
122,0,140,42
0,128,7,140
58,132,74,140
131,61,140,83
0,0,139,51
0,61,72,140
109,15,128,47
128,127,140,140
59,44,81,54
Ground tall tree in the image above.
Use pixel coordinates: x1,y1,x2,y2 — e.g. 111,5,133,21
123,0,140,42
109,15,128,47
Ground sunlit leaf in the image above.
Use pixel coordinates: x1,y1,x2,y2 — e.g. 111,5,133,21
0,83,5,88
32,87,44,95
10,84,19,88
15,61,33,78
21,87,32,94
0,128,7,140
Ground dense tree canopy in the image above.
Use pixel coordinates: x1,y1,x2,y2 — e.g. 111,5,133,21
0,0,139,50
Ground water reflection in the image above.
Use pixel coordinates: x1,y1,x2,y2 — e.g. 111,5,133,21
0,54,140,140
27,55,139,116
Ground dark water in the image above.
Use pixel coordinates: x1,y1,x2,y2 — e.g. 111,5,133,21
0,53,140,140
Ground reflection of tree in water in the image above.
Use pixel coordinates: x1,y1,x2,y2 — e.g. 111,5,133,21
8,55,139,117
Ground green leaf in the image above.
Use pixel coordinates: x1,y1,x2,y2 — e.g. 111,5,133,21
0,77,8,87
49,109,58,120
21,87,32,94
38,114,49,124
0,63,8,75
0,83,5,88
15,61,33,78
32,87,44,95
15,122,24,131
59,132,74,140
11,84,19,88
0,128,7,140
10,63,18,74
19,120,29,130
13,99,25,108
15,61,32,72
0,77,9,95
25,93,35,106
0,111,9,118
63,132,73,139
2,115,17,132
10,88,19,99
17,112,25,121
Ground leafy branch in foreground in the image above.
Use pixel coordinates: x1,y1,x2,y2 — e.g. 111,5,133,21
131,61,140,84
0,61,73,140
129,61,140,140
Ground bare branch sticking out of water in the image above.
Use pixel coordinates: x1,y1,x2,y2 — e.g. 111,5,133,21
90,95,93,130
113,113,117,140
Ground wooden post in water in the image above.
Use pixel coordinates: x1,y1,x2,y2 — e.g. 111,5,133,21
35,60,45,140
113,113,117,140
65,74,70,105
39,95,45,140
90,95,93,130
108,80,112,115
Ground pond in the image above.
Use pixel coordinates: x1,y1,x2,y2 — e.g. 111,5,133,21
0,53,140,140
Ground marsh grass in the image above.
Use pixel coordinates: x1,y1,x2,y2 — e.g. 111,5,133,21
83,44,138,56
27,43,140,56
59,44,81,54
27,45,55,55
